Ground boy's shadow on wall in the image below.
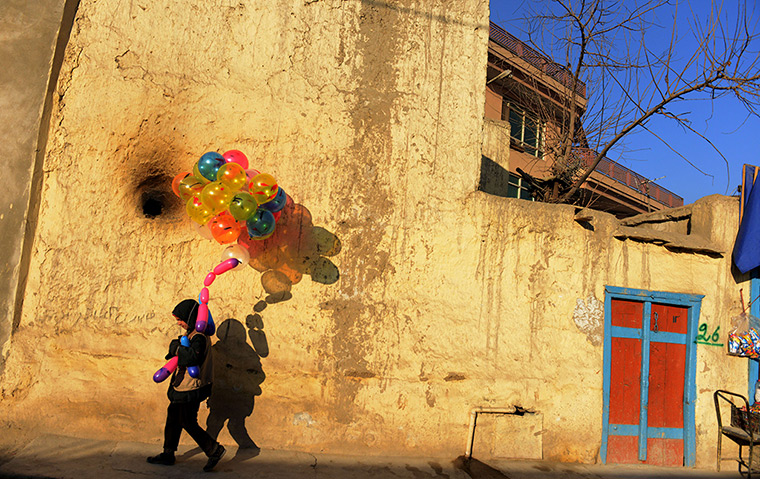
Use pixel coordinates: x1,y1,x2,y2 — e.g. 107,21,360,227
206,315,268,462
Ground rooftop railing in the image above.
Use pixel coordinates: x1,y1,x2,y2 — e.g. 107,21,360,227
489,22,587,98
574,148,684,208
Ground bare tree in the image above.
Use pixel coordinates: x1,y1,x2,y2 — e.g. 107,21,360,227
508,0,760,205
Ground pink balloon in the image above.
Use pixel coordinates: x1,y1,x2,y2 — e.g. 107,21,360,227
213,258,239,275
223,150,249,170
204,272,216,286
200,287,209,303
153,356,178,383
196,303,209,332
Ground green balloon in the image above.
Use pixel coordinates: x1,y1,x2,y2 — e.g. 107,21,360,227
229,192,258,221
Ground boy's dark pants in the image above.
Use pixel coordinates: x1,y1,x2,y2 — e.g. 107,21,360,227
164,401,216,454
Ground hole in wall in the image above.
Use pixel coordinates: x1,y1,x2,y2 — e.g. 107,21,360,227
135,173,177,219
141,193,165,218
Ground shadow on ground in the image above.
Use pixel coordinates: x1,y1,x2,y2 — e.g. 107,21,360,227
0,435,739,479
454,456,739,479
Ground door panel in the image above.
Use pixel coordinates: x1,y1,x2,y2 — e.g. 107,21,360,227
606,435,639,464
647,438,684,467
609,337,641,425
612,299,643,328
648,341,685,429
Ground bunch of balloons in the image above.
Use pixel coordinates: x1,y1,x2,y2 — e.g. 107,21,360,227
171,150,288,244
153,257,242,383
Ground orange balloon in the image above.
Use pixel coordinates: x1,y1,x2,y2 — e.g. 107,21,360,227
172,172,190,197
208,212,242,244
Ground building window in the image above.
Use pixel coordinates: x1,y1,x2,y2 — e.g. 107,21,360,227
504,103,544,158
508,172,534,200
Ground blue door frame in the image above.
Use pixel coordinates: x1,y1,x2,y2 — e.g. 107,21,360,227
749,270,760,401
601,286,704,467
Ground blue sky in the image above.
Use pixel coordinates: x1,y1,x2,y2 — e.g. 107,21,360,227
489,0,760,205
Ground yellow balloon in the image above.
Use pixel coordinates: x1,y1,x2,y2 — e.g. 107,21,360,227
201,181,233,214
249,173,279,204
186,195,214,224
217,163,247,191
193,162,211,184
177,175,205,202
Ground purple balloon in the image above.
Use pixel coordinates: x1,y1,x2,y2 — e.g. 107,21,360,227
188,366,200,378
153,368,171,383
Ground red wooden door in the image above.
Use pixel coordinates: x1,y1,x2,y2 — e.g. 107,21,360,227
606,299,688,467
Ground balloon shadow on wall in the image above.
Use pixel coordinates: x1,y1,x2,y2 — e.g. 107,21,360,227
205,316,268,463
238,198,341,305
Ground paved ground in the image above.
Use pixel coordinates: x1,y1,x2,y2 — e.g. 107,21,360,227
0,434,745,479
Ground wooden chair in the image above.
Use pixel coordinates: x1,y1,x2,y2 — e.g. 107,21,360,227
715,390,760,477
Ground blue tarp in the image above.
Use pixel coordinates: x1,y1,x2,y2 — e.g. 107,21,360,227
734,165,760,273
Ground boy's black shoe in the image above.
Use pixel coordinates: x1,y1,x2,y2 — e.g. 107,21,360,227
146,452,175,465
203,444,226,472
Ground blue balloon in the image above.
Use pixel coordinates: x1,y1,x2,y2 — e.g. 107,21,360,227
246,209,276,238
197,152,225,182
260,187,287,213
206,310,216,336
187,366,200,378
180,336,190,347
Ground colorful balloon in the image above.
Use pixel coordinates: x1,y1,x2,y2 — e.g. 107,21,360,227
201,181,233,214
197,152,225,182
223,150,249,170
186,195,214,224
153,356,178,383
188,366,199,378
208,212,242,244
172,172,191,197
213,258,239,275
178,175,205,201
221,244,250,272
260,187,287,212
229,192,258,221
245,169,261,182
206,310,216,336
249,173,279,204
196,303,209,332
246,209,276,238
192,163,211,184
217,163,247,191
204,272,216,286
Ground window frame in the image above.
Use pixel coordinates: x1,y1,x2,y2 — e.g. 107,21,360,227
503,102,544,159
507,172,534,201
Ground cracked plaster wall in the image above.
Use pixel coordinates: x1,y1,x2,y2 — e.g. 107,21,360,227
0,0,750,467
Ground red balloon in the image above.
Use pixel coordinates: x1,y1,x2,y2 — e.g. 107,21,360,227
223,150,249,170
